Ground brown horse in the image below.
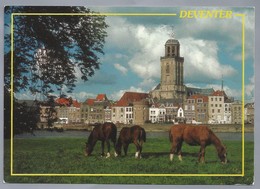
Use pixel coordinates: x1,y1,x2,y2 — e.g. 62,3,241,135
169,124,227,163
85,122,117,158
115,125,146,158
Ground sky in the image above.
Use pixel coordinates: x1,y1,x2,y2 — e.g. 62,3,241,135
14,7,255,103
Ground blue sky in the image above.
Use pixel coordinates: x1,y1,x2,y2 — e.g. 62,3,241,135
14,7,255,103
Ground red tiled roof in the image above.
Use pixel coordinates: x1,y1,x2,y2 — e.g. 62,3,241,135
96,94,107,101
211,90,227,97
86,99,95,106
56,98,70,106
56,97,80,108
114,92,149,107
72,100,81,108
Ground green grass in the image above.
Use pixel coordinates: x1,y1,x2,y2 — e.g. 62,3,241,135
4,137,254,184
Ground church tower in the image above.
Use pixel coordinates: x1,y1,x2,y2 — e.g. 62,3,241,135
151,37,186,102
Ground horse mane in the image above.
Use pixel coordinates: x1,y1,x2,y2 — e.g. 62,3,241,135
87,131,94,144
87,125,100,145
208,128,225,153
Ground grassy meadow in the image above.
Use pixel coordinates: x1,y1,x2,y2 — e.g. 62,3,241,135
4,137,254,184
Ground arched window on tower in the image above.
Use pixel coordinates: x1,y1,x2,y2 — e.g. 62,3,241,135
172,47,175,56
166,63,170,74
167,46,170,56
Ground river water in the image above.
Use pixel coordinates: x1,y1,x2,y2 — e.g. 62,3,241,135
14,130,254,141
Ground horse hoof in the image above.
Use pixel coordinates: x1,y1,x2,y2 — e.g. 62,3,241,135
106,152,111,158
135,151,140,158
170,154,174,161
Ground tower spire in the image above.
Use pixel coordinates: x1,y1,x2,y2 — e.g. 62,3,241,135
168,26,175,39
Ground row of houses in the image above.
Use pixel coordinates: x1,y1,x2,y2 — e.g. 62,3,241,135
38,89,254,126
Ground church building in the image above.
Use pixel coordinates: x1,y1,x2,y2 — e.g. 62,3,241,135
150,37,186,103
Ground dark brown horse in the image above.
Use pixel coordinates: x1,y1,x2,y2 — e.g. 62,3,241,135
85,122,117,158
169,124,227,163
115,125,146,158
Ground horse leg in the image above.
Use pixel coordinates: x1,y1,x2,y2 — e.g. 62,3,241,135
105,139,111,158
101,141,105,157
170,141,178,161
199,142,206,163
176,141,183,161
133,140,141,158
112,139,117,157
123,143,129,156
139,140,144,158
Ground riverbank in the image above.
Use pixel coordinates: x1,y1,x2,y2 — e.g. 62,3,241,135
58,123,254,133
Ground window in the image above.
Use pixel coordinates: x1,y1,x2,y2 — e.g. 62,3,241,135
167,48,170,56
212,109,214,113
197,99,203,103
166,63,170,74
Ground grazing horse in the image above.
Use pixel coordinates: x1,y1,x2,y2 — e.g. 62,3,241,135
85,122,117,158
115,125,146,158
169,124,227,163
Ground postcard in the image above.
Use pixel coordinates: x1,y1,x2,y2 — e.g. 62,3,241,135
3,6,254,185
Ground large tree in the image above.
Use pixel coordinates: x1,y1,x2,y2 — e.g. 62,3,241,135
4,6,108,136
4,6,108,95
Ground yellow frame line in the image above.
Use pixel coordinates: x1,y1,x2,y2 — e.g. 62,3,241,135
12,12,178,16
11,173,244,177
237,13,245,177
10,12,246,177
10,13,14,176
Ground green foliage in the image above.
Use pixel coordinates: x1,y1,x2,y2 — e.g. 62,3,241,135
4,87,40,139
4,137,254,184
4,6,108,94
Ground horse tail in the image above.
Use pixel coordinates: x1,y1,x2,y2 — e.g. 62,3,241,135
140,128,146,142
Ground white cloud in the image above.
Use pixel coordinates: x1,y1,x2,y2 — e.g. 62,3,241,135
67,92,96,102
104,9,254,101
127,25,168,80
245,75,254,100
106,17,238,88
181,38,237,82
15,91,36,100
114,63,128,75
175,8,254,61
139,78,157,89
